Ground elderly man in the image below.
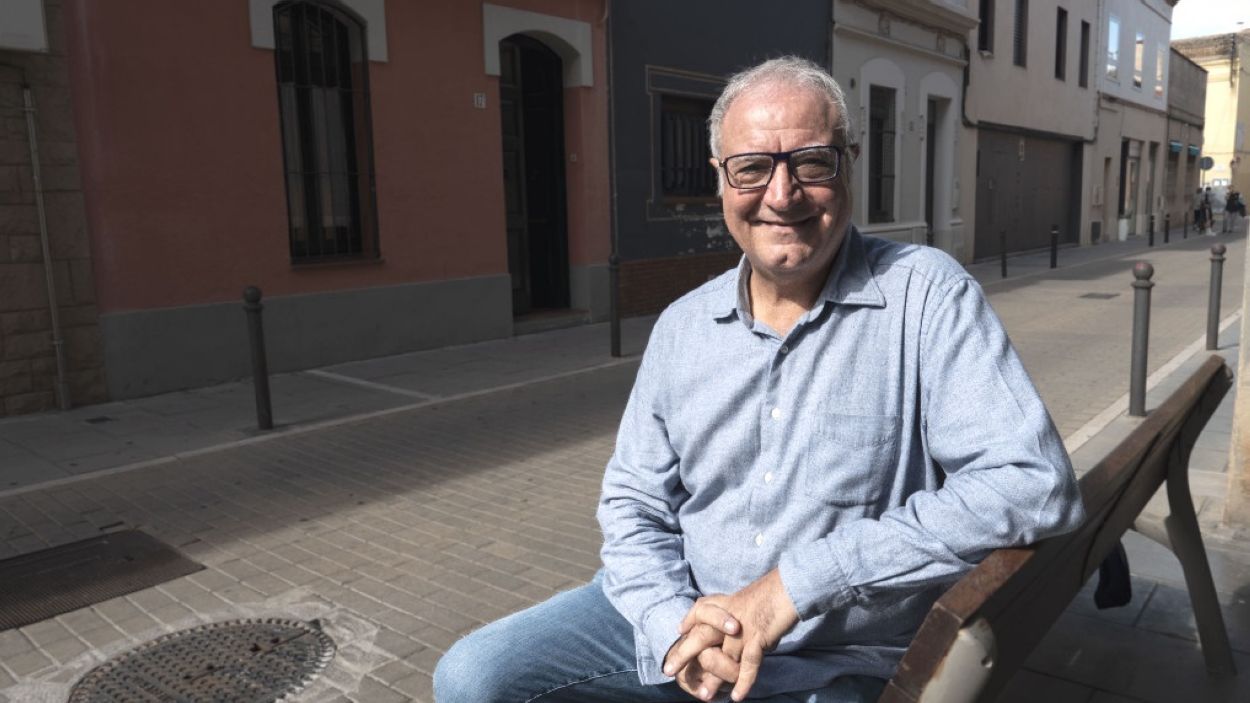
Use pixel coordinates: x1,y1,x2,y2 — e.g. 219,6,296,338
434,56,1085,703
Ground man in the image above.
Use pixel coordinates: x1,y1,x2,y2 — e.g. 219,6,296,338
1194,187,1206,231
434,56,1085,703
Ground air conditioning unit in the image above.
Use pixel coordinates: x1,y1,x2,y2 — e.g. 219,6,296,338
0,0,48,52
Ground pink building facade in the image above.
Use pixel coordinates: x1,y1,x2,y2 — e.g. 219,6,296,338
49,0,609,401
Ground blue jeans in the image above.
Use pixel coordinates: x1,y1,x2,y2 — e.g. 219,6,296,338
433,575,886,703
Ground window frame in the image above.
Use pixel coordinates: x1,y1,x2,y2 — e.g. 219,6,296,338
1055,7,1068,81
1013,0,1029,67
1134,32,1145,89
658,94,718,203
1107,15,1120,82
867,84,898,225
978,0,995,54
1079,20,1090,88
272,0,381,264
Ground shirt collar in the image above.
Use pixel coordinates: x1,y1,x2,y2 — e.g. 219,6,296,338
712,225,886,322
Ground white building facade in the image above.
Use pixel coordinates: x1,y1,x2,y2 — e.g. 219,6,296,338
832,0,978,262
965,0,1099,258
1092,0,1176,241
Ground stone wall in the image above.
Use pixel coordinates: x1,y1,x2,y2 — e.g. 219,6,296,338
0,0,105,416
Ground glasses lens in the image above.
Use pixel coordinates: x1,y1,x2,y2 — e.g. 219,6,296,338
791,147,839,183
725,154,774,188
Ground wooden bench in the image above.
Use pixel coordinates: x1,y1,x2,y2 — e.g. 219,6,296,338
879,355,1238,703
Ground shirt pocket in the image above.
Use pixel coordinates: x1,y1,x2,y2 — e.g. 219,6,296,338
803,412,901,507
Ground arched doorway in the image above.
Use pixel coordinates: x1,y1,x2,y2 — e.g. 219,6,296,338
499,34,569,317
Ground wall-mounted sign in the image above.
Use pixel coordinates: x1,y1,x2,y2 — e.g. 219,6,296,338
1200,156,1215,170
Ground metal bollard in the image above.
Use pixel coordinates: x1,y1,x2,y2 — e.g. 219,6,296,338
1164,213,1171,244
926,226,935,247
1049,224,1058,269
1208,244,1226,350
1148,214,1155,247
609,253,621,358
1184,211,1189,239
243,286,274,430
1000,229,1007,279
1129,262,1154,417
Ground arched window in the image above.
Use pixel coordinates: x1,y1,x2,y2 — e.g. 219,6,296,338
273,0,379,261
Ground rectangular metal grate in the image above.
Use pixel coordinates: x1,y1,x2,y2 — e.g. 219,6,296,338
0,530,203,632
1079,292,1120,299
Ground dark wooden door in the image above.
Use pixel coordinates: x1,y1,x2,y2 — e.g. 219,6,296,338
499,35,569,315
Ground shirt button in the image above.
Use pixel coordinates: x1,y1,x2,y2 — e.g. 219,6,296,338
771,407,781,420
780,345,789,354
764,471,774,483
755,533,764,546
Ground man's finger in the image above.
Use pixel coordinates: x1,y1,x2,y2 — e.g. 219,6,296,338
663,623,723,677
696,646,739,683
697,669,727,701
730,642,765,702
678,600,740,637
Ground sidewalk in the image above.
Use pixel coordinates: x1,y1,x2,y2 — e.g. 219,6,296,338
0,225,1248,701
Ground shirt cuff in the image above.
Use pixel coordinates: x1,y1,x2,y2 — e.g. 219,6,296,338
636,596,696,685
778,537,857,619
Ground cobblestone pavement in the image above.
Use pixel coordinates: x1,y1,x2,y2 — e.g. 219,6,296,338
0,229,1247,702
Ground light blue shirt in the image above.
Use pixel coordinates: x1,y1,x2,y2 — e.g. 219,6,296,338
597,227,1086,695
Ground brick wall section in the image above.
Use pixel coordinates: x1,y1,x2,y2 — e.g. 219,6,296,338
0,0,106,416
619,250,741,318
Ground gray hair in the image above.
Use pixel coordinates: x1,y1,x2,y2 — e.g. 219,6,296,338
707,56,854,160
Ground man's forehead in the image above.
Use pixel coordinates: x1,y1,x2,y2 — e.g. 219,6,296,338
724,82,836,121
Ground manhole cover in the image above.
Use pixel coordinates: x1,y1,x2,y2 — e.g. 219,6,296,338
68,618,335,702
1079,292,1120,299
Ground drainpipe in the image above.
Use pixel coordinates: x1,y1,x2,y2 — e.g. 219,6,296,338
602,0,621,357
22,83,72,410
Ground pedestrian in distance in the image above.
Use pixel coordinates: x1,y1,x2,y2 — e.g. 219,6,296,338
1203,187,1216,236
433,56,1086,703
1194,187,1207,230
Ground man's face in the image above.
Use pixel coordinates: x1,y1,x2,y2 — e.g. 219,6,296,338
715,82,852,288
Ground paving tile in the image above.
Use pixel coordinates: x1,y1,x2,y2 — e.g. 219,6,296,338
1025,610,1250,703
1,649,53,677
998,668,1096,703
1134,581,1250,655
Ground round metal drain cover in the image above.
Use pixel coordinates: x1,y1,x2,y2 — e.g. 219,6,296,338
69,618,336,702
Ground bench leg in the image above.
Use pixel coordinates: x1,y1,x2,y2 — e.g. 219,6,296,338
1164,453,1238,676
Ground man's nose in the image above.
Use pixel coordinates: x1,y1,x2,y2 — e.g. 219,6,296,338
764,160,801,208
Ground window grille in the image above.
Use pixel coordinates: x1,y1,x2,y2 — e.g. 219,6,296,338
273,1,379,262
1013,0,1028,67
660,95,716,199
868,85,896,225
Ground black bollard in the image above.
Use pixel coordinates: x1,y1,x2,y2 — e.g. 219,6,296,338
1050,224,1058,269
1184,211,1189,239
1208,244,1227,350
1164,213,1171,244
1129,262,1154,417
1000,229,1007,279
609,253,621,358
1148,214,1155,247
926,226,935,247
243,286,274,430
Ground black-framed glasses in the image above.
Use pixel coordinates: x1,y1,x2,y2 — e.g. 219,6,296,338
717,145,843,190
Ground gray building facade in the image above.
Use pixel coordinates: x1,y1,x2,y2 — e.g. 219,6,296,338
609,0,831,317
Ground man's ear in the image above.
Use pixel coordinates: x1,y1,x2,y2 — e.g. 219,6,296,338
846,144,861,161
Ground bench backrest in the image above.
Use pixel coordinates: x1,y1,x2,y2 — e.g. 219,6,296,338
878,355,1232,703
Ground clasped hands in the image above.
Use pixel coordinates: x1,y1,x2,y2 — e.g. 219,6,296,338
662,568,799,702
